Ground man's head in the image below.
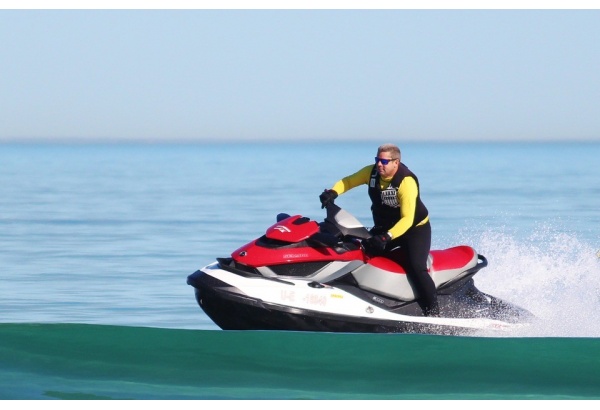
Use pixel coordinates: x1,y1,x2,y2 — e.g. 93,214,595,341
375,143,401,178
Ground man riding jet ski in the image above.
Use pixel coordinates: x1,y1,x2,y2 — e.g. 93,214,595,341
186,204,533,335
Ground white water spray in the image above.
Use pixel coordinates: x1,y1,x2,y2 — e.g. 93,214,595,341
468,227,600,337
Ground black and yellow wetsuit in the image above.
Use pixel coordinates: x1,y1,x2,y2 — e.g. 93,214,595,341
331,163,438,314
331,163,428,240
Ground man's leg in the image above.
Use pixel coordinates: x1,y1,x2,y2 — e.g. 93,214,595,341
402,222,438,315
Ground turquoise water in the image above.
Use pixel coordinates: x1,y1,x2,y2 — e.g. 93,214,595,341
2,323,600,400
1,142,599,399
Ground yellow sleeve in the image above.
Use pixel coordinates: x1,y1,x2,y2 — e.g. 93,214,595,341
388,177,419,239
331,165,373,195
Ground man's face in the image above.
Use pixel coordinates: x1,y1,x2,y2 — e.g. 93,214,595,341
375,151,399,179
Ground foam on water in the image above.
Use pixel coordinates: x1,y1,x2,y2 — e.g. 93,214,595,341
467,227,600,337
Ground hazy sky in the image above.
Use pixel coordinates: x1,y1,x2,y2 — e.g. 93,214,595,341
1,5,599,143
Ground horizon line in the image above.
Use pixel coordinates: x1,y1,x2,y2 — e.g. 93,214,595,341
1,138,598,145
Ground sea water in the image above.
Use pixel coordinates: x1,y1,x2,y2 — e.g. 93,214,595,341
1,141,599,399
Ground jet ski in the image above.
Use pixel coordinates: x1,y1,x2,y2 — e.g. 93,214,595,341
187,203,533,335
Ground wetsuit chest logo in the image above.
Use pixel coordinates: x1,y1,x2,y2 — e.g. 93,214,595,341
381,187,399,207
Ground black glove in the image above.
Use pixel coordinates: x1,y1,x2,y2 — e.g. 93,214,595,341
363,233,390,253
319,189,338,209
368,226,385,235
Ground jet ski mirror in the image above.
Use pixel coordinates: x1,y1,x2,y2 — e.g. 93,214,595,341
276,213,291,222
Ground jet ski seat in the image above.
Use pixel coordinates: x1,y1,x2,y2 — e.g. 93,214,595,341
352,245,479,301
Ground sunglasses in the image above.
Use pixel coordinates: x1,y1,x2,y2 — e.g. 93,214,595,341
375,157,397,165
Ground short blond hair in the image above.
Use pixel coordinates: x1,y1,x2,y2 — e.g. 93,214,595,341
377,143,401,161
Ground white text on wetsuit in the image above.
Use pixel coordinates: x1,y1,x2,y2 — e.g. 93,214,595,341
381,188,399,207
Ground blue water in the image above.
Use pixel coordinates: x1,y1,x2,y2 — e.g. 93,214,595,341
1,141,599,399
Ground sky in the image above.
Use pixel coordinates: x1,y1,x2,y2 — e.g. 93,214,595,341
1,2,599,143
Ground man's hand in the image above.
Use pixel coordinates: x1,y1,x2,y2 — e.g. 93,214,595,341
363,233,390,252
319,189,338,209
